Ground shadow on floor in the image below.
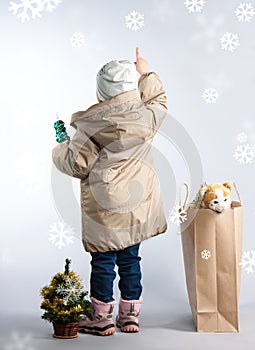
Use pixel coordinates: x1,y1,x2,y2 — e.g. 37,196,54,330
141,312,196,332
162,314,196,332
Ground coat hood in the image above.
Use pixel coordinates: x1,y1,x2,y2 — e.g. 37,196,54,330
69,89,150,153
70,89,141,128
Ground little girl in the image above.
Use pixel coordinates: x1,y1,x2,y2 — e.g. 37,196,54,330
52,48,168,335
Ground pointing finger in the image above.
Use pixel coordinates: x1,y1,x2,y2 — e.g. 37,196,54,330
136,47,140,59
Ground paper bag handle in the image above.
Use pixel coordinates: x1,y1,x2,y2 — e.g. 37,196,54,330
179,183,189,210
232,181,242,204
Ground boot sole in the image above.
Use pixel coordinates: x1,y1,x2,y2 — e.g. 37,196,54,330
116,321,139,333
79,324,115,336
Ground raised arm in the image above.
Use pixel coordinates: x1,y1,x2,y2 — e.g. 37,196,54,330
135,47,167,111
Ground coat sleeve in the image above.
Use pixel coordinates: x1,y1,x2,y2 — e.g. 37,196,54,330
138,72,168,133
52,127,100,180
138,72,168,110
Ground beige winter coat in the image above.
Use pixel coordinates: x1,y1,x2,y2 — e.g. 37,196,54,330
52,72,168,252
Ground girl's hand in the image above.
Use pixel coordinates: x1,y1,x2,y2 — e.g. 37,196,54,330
53,141,59,148
134,47,149,75
53,140,70,148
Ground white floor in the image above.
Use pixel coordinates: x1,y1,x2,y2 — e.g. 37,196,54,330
1,304,254,350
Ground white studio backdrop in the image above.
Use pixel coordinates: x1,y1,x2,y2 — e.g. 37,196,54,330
0,0,255,317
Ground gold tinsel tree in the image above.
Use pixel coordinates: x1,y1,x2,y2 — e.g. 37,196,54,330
40,258,91,324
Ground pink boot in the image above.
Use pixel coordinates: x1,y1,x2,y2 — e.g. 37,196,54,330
116,297,143,333
79,297,116,336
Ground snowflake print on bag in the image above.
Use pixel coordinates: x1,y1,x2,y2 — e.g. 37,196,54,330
233,144,255,164
239,250,255,274
235,3,255,22
201,249,211,260
49,222,75,249
202,88,219,103
169,205,188,225
125,10,144,31
220,32,240,52
184,0,206,13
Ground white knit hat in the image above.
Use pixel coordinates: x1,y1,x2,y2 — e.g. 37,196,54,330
96,60,138,101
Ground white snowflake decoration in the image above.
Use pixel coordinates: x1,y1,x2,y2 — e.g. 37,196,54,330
40,0,62,12
184,0,206,13
237,132,248,143
202,88,219,104
169,205,187,225
201,249,211,260
70,32,86,47
56,276,84,305
4,332,34,350
125,10,144,31
191,15,224,54
49,221,75,249
233,144,255,164
235,3,255,23
220,32,240,52
8,0,61,22
239,250,255,274
8,0,44,23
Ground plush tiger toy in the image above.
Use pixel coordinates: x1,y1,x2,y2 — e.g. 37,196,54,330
190,181,232,213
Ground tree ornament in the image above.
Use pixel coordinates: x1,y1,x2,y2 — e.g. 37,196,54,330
54,114,70,143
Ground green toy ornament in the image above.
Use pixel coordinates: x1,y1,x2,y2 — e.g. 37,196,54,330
54,114,70,143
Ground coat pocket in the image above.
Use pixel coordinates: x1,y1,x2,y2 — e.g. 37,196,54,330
105,161,142,183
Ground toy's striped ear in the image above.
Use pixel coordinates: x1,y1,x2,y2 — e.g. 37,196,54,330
199,186,207,198
223,181,232,191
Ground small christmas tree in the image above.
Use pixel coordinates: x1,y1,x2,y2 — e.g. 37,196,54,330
40,259,91,326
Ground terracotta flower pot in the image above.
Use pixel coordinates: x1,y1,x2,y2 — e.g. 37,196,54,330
52,321,79,339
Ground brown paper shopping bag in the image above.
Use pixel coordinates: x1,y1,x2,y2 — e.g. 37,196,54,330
180,182,243,332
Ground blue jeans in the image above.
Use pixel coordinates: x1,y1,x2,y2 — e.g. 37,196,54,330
90,243,142,303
